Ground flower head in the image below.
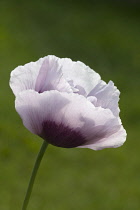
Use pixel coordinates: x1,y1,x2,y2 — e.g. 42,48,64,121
10,55,126,150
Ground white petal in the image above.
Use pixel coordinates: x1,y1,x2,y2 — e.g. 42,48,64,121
16,90,88,148
10,58,44,96
10,55,72,96
88,81,120,116
15,90,125,149
35,56,72,93
79,125,126,150
15,90,89,136
58,58,101,95
15,90,69,135
87,96,97,106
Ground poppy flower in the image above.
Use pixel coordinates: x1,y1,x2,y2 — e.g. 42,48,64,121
10,55,126,150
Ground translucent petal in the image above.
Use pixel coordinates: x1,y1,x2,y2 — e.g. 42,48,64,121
88,81,120,116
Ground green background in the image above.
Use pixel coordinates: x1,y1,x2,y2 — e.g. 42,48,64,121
0,0,140,209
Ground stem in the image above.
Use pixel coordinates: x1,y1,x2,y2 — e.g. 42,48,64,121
22,140,49,210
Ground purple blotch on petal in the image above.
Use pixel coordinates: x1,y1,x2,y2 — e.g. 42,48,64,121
40,120,86,148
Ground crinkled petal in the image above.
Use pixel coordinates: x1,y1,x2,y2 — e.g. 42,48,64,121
88,81,120,116
15,90,126,149
58,58,101,95
10,55,72,96
35,56,72,93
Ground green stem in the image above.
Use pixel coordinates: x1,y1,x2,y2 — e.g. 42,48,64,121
22,140,49,210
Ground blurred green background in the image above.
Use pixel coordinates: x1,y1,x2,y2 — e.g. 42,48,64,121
0,0,140,209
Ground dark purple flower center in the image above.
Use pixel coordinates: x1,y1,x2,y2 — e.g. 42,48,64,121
40,120,86,148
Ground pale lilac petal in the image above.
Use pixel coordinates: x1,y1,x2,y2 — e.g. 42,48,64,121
10,55,72,96
10,58,44,96
15,90,87,147
79,125,126,150
88,81,120,116
78,107,126,150
87,96,97,106
15,90,126,149
58,58,101,95
15,90,89,136
15,90,69,136
35,56,72,93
